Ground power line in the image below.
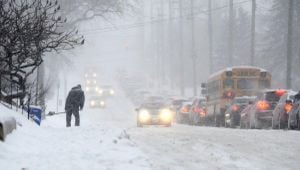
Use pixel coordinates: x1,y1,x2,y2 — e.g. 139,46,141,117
81,0,251,35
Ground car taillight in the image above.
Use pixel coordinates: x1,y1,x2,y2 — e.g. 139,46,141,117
256,100,270,111
199,111,206,117
284,103,293,113
192,107,197,113
231,105,240,112
182,107,189,113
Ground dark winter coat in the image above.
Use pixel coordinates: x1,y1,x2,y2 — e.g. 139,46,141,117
65,85,85,111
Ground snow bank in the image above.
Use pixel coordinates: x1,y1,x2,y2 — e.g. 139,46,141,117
0,102,151,170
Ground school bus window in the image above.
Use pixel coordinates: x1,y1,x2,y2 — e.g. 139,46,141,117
223,78,234,89
237,79,256,89
259,80,270,88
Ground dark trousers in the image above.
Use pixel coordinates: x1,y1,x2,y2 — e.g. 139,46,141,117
66,107,80,127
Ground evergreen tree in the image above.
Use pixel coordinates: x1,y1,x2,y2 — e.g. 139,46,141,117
259,0,300,89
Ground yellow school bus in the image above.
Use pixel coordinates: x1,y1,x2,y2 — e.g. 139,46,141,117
204,66,272,126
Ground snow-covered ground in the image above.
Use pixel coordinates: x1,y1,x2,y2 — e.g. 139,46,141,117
1,88,300,170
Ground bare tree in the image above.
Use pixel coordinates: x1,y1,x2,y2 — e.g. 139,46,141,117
0,0,83,105
59,0,135,27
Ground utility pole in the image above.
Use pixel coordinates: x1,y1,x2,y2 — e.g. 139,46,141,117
156,0,162,91
228,0,234,66
208,0,213,74
152,0,160,90
190,0,197,96
64,71,67,105
140,0,145,66
159,0,165,87
39,63,45,108
35,66,39,105
286,0,294,89
179,0,185,96
250,0,256,66
56,81,60,113
168,0,174,89
150,0,155,88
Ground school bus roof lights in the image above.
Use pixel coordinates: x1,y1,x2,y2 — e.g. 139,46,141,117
226,71,233,77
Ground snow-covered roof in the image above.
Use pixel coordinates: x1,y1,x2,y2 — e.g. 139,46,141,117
208,65,268,79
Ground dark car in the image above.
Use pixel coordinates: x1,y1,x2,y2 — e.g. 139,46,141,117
98,85,115,97
136,102,173,127
176,100,193,124
272,90,296,129
288,101,300,130
168,98,188,115
240,89,286,129
85,85,100,94
188,97,207,125
224,96,256,128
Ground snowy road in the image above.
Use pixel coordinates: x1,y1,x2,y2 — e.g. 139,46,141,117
1,89,300,170
84,90,300,170
130,125,300,170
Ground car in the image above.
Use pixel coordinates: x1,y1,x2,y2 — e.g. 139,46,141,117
168,98,188,114
85,78,97,86
88,96,107,108
132,89,152,106
98,85,115,97
188,97,207,125
84,68,98,79
272,90,296,129
288,96,300,129
240,89,287,129
239,102,254,129
85,85,101,94
136,102,173,127
224,96,256,128
144,95,165,103
176,100,193,124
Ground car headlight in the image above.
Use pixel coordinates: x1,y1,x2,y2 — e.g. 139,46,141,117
95,87,99,91
139,110,150,122
110,89,115,95
93,73,97,77
86,87,90,92
90,100,95,106
98,89,103,94
160,109,172,122
100,101,105,106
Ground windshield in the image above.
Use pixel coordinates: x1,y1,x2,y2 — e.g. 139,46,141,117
259,80,270,89
172,99,187,105
265,92,281,102
223,78,234,89
141,102,165,109
237,79,257,89
234,98,255,104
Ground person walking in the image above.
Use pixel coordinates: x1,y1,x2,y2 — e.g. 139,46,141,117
65,84,85,127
